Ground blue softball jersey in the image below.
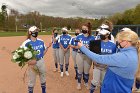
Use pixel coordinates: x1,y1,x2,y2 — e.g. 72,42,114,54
70,37,78,51
21,38,46,59
51,37,59,49
76,34,95,49
80,46,138,93
58,34,71,49
100,41,116,55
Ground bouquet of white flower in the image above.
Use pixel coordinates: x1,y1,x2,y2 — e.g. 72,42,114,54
12,44,39,68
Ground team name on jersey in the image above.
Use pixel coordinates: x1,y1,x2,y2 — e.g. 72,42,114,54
101,48,112,54
61,38,70,41
32,45,44,50
82,41,89,44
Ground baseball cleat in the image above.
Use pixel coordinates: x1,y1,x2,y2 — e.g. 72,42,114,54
53,69,58,72
84,83,90,90
65,71,69,76
60,72,64,77
77,83,81,90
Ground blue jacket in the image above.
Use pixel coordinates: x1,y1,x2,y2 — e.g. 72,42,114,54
80,46,138,93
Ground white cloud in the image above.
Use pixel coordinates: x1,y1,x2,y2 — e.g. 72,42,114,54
0,0,140,18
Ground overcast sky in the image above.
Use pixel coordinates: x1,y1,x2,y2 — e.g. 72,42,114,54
0,0,140,18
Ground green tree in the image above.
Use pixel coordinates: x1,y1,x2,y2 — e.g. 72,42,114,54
133,4,140,24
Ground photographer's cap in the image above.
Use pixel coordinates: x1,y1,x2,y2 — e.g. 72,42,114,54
29,26,37,32
99,29,110,35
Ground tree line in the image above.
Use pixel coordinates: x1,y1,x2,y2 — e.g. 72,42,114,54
108,4,140,25
0,4,140,32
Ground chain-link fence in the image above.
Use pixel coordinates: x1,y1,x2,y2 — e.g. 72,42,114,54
112,25,140,36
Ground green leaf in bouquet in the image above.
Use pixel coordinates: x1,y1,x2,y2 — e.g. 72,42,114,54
17,52,22,57
11,59,16,63
24,58,29,62
27,44,32,49
33,51,39,55
21,62,26,68
18,62,23,67
18,61,26,68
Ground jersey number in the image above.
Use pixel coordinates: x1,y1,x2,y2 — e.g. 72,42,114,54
64,41,67,45
37,50,41,55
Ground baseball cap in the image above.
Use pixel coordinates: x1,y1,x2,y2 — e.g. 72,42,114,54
96,28,101,32
100,24,111,31
100,24,109,29
62,27,68,31
29,26,38,32
99,29,110,35
121,27,131,31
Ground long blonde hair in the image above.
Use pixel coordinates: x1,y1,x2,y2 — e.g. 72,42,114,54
116,30,140,78
117,30,140,55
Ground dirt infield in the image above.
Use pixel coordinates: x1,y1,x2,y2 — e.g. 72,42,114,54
0,35,98,93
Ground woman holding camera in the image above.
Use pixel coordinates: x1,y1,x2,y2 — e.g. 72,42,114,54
77,28,140,93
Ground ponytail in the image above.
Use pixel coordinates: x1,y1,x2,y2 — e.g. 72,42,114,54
136,40,140,80
52,28,57,34
27,30,31,39
103,20,113,32
87,22,92,35
136,40,140,62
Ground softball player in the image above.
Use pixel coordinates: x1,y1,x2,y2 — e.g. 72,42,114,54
75,23,95,90
90,29,116,93
96,20,115,43
21,26,47,93
56,27,71,77
69,29,80,79
49,28,60,72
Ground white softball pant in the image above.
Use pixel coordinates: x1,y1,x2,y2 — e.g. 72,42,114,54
76,53,92,74
52,48,60,66
28,58,46,87
91,66,106,86
59,48,70,65
71,50,77,67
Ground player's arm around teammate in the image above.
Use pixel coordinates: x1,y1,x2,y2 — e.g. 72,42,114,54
21,26,47,93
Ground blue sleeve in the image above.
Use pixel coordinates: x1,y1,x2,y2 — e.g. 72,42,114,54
76,35,80,41
92,36,95,40
25,42,29,47
113,45,117,53
71,38,74,45
80,46,128,67
43,42,46,50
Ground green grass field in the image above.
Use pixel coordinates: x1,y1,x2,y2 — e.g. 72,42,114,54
0,31,77,37
0,31,52,37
